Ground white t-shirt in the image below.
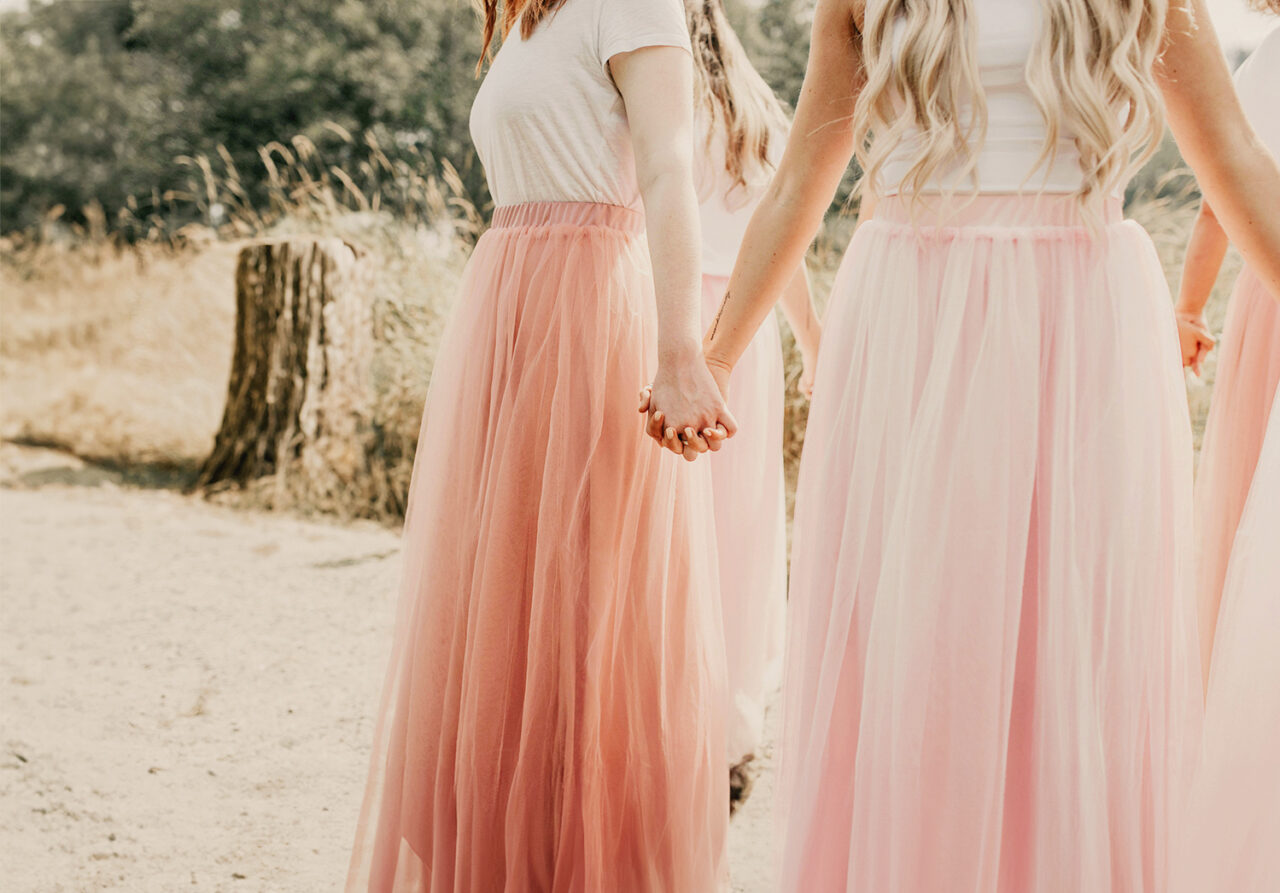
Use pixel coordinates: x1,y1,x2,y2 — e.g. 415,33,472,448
1236,27,1280,163
696,113,787,278
469,0,691,209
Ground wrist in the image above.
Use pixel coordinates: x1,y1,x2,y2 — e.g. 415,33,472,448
658,336,703,367
703,344,735,378
798,335,821,362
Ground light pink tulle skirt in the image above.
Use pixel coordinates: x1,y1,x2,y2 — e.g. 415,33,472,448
345,203,728,893
779,196,1202,892
1191,267,1280,681
701,273,787,766
1173,387,1280,893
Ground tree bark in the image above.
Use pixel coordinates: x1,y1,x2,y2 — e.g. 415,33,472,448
197,238,371,491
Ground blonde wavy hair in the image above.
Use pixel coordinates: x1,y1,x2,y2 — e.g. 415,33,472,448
1248,0,1279,13
854,0,1175,206
686,0,790,202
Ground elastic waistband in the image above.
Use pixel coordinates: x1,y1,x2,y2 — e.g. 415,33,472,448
490,202,643,234
872,194,1124,233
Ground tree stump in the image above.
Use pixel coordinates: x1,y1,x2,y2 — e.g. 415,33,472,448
197,238,372,494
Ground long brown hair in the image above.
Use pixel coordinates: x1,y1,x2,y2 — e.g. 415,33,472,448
476,0,568,73
687,0,790,197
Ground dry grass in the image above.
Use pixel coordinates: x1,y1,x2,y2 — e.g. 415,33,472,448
0,144,1243,521
0,241,239,476
1,130,475,519
0,215,471,519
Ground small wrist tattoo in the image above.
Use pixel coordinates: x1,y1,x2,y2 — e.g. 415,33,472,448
708,290,731,340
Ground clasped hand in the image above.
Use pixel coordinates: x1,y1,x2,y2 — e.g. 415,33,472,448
638,350,738,462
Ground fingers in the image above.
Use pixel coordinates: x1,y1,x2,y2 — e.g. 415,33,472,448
716,407,740,440
682,426,710,454
1193,341,1212,377
640,387,734,461
663,425,684,456
646,409,665,443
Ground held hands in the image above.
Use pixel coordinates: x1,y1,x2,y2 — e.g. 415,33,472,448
1175,309,1215,377
638,348,737,462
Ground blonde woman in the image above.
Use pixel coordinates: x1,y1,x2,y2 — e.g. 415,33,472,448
1175,5,1280,687
686,0,821,797
345,0,736,889
644,0,1280,889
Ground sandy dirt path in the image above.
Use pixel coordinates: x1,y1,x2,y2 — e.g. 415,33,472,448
1,445,779,892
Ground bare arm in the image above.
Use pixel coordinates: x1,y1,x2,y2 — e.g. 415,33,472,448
703,0,865,376
1177,201,1229,317
1174,200,1225,373
1158,0,1280,299
612,45,736,458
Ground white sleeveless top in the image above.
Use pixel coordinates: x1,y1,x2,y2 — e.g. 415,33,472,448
1236,27,1280,163
879,0,1085,195
469,0,691,209
696,114,787,278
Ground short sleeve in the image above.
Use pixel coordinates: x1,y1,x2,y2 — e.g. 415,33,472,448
1233,34,1270,117
597,0,691,73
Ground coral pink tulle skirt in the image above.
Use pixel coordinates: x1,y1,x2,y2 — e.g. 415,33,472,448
345,202,728,893
1173,386,1280,893
779,196,1202,892
701,273,787,767
1191,267,1280,681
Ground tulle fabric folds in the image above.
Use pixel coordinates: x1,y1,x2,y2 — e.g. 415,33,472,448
346,202,728,893
1191,267,1280,680
779,196,1202,893
1173,387,1280,893
701,273,787,766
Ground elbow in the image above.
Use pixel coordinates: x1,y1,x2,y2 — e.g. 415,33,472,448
767,166,811,217
635,148,696,205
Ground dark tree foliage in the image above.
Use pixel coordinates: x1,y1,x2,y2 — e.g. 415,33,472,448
0,0,845,236
1,0,486,233
1,0,193,231
728,0,812,110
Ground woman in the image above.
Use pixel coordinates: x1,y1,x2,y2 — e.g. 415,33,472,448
686,0,821,795
645,0,1280,889
1174,6,1280,685
345,0,736,889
